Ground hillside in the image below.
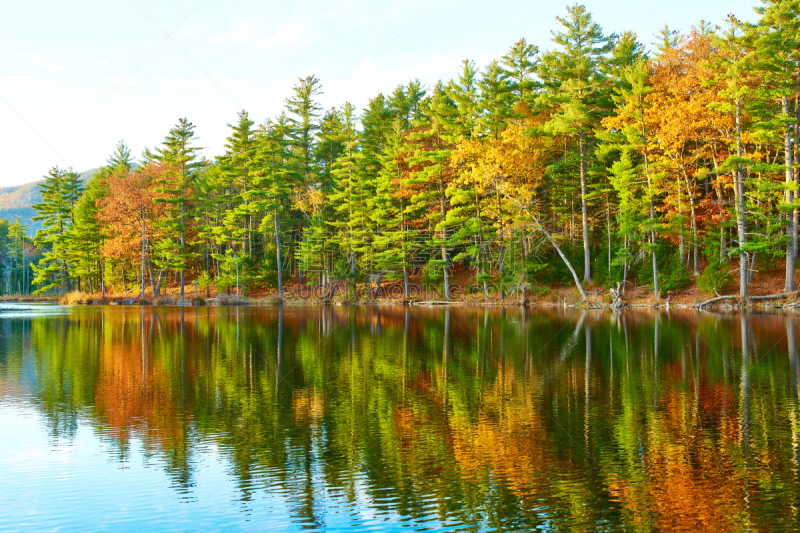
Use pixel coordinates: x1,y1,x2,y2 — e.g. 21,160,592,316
0,168,98,235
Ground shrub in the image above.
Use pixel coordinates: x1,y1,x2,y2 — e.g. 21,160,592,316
196,271,212,297
697,261,733,294
659,265,691,297
154,295,179,306
60,291,93,305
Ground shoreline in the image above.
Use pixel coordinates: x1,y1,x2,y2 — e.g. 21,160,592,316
3,294,799,312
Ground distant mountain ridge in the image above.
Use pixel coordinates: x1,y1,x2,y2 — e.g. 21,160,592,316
0,168,99,235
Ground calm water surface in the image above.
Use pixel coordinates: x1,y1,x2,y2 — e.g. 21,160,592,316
1,304,799,531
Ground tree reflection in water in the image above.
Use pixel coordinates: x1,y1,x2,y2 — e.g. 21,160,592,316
1,306,799,531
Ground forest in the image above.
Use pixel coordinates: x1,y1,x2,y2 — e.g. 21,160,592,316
2,1,799,304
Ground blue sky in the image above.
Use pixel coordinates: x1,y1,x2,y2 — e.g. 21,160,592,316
0,0,759,187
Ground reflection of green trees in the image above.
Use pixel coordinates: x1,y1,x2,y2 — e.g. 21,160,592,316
3,306,800,529
30,314,102,441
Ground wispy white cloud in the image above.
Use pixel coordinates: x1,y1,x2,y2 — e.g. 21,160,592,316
37,62,67,72
149,75,194,86
17,51,48,62
257,19,313,51
207,17,316,53
7,76,50,89
173,26,197,42
101,76,147,86
209,18,253,47
17,52,68,72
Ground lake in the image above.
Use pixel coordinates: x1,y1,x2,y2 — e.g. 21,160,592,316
1,304,799,531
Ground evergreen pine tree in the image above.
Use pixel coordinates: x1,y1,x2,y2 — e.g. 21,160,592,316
31,167,83,294
500,38,540,107
752,0,800,290
154,118,202,299
538,4,613,284
405,83,459,299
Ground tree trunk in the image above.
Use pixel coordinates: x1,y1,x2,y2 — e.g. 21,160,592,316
713,157,727,263
180,190,185,300
786,95,796,292
475,201,489,298
677,176,685,266
275,212,283,301
509,195,587,301
735,97,748,301
495,190,505,299
579,134,591,283
622,233,628,295
403,266,409,301
606,192,611,280
640,105,659,299
148,258,159,297
439,179,450,300
682,169,700,276
142,211,147,301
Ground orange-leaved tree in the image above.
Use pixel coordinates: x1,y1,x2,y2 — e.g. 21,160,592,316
97,162,172,297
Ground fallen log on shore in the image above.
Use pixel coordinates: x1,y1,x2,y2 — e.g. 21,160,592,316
697,290,799,308
750,291,798,301
696,294,737,307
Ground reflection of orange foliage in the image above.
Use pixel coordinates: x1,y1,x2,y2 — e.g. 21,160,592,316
396,363,587,515
600,357,749,531
293,387,325,425
447,368,580,509
25,305,796,528
395,342,763,530
92,314,192,455
393,403,453,484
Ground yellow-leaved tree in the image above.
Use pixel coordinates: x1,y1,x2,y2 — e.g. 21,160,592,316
453,114,587,300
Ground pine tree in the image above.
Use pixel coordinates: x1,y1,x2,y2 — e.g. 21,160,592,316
31,167,83,294
8,219,29,294
708,15,757,299
213,111,257,296
314,108,347,191
476,60,516,297
602,59,661,296
194,164,228,290
752,0,800,291
285,76,323,284
69,174,106,294
0,219,12,294
538,4,613,284
388,80,427,130
373,118,415,298
328,104,364,289
154,118,202,299
405,83,459,299
478,60,514,139
500,38,540,107
252,114,295,300
652,25,680,58
286,75,323,185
